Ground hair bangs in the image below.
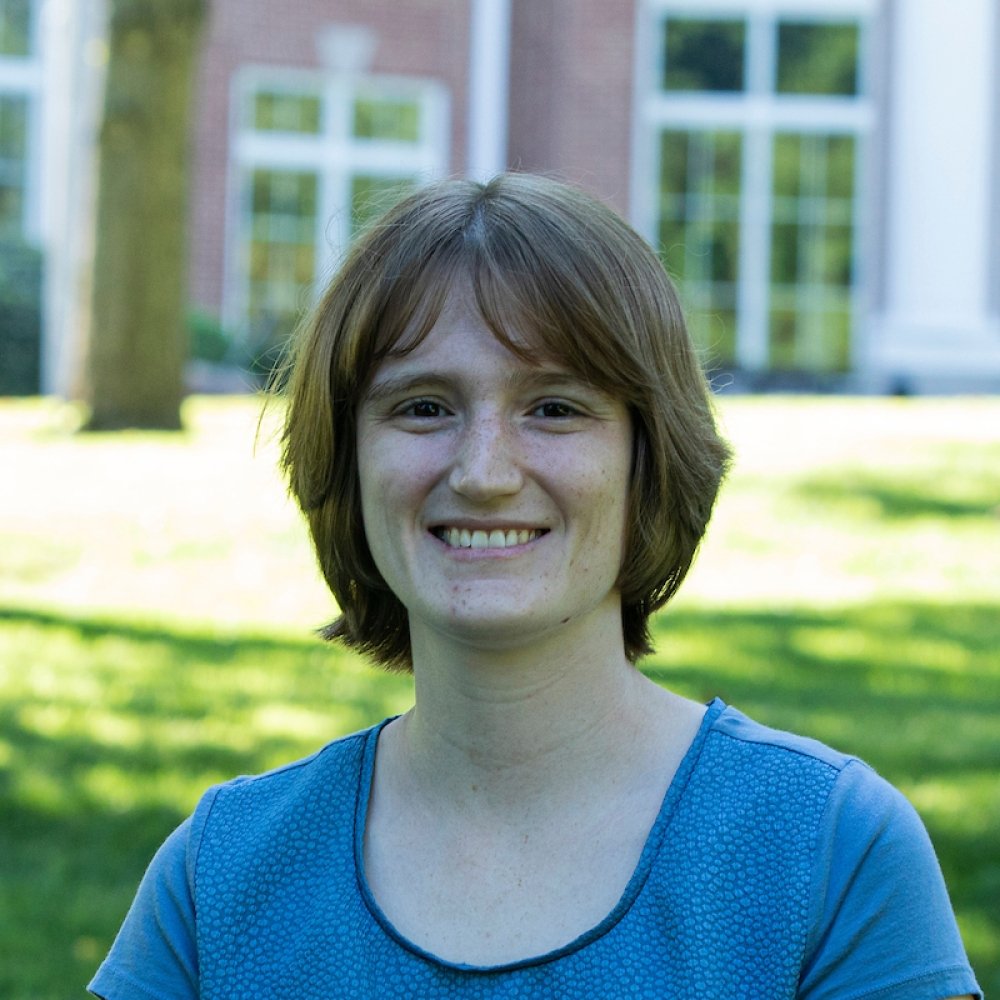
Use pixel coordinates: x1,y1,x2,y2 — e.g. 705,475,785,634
468,234,645,403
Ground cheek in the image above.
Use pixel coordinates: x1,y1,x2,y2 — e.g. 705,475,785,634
357,439,442,537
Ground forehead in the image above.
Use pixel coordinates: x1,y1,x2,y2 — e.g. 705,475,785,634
366,293,578,393
375,280,562,371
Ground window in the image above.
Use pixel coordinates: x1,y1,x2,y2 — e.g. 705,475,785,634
0,0,36,238
658,129,742,361
642,5,873,374
229,71,448,355
246,169,318,347
0,93,27,237
770,132,856,370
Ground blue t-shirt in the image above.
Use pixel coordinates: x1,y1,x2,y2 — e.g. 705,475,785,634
89,700,982,999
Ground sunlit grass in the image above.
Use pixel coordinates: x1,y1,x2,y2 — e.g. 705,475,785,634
1,394,998,997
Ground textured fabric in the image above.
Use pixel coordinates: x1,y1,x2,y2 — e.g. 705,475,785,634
89,700,982,999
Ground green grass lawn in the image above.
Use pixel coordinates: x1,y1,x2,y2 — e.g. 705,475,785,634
2,394,998,997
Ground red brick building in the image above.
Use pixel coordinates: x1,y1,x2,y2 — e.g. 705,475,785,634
185,0,639,368
15,0,1000,393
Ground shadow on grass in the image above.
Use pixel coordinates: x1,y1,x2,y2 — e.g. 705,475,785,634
1,602,997,995
792,466,1000,522
0,607,413,999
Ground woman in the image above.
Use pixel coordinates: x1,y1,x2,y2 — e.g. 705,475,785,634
90,174,981,998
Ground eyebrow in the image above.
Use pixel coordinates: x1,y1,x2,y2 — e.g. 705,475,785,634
362,367,601,407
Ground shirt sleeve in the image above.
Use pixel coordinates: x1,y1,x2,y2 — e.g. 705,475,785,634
88,816,200,1000
798,759,982,1000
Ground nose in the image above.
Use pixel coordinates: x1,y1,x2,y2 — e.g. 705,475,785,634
448,412,524,500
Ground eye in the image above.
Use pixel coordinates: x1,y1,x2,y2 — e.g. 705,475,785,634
401,398,449,418
533,400,580,419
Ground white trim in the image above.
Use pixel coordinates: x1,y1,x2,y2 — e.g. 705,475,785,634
737,127,772,368
643,94,873,130
644,0,877,14
629,1,658,240
467,0,510,181
0,60,41,88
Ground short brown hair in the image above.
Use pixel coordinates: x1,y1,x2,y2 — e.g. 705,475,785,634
281,173,731,670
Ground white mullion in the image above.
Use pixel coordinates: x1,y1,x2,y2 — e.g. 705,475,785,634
421,83,450,178
348,143,443,174
320,75,350,278
737,126,773,369
848,130,867,370
735,10,776,370
797,135,821,368
647,0,876,12
0,60,40,89
222,72,248,335
630,3,660,238
235,133,327,169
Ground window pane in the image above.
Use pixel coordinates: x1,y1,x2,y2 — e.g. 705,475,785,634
769,295,851,371
252,91,322,134
772,134,801,198
0,95,27,236
0,0,31,56
352,96,421,141
663,18,745,93
246,169,317,348
826,135,855,198
0,182,22,236
658,129,743,366
350,175,416,237
768,133,857,371
0,94,26,157
770,222,799,284
777,22,859,96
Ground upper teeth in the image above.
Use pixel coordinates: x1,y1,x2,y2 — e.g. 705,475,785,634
438,528,541,549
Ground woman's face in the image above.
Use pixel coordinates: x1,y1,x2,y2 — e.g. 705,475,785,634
355,287,633,655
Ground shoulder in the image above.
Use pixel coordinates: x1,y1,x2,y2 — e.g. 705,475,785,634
703,703,911,812
690,705,980,998
702,707,980,999
700,704,932,871
190,722,384,870
695,703,879,816
206,722,376,804
676,703,939,918
708,703,857,772
706,704,926,841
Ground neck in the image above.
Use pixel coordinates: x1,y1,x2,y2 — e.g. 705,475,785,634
393,608,675,813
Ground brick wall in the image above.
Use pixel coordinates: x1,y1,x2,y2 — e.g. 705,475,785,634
186,0,637,320
187,0,472,317
508,0,636,214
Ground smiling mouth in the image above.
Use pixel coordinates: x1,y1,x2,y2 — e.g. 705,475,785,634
431,527,547,549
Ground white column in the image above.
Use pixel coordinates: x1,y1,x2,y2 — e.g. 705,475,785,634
39,0,108,395
869,0,1000,384
466,0,510,181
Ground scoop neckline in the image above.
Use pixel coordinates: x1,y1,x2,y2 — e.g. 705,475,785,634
352,697,728,974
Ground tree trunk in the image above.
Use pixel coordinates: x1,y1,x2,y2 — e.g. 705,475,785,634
81,0,206,431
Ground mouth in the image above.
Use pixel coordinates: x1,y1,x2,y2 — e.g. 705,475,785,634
431,527,548,550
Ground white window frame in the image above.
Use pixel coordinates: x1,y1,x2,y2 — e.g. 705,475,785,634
223,66,449,339
632,0,877,372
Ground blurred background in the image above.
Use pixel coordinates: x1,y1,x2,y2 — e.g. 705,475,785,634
1,0,998,996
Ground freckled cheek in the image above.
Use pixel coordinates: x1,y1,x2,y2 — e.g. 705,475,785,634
360,446,443,503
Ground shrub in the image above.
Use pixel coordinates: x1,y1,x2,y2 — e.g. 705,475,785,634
0,240,43,395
